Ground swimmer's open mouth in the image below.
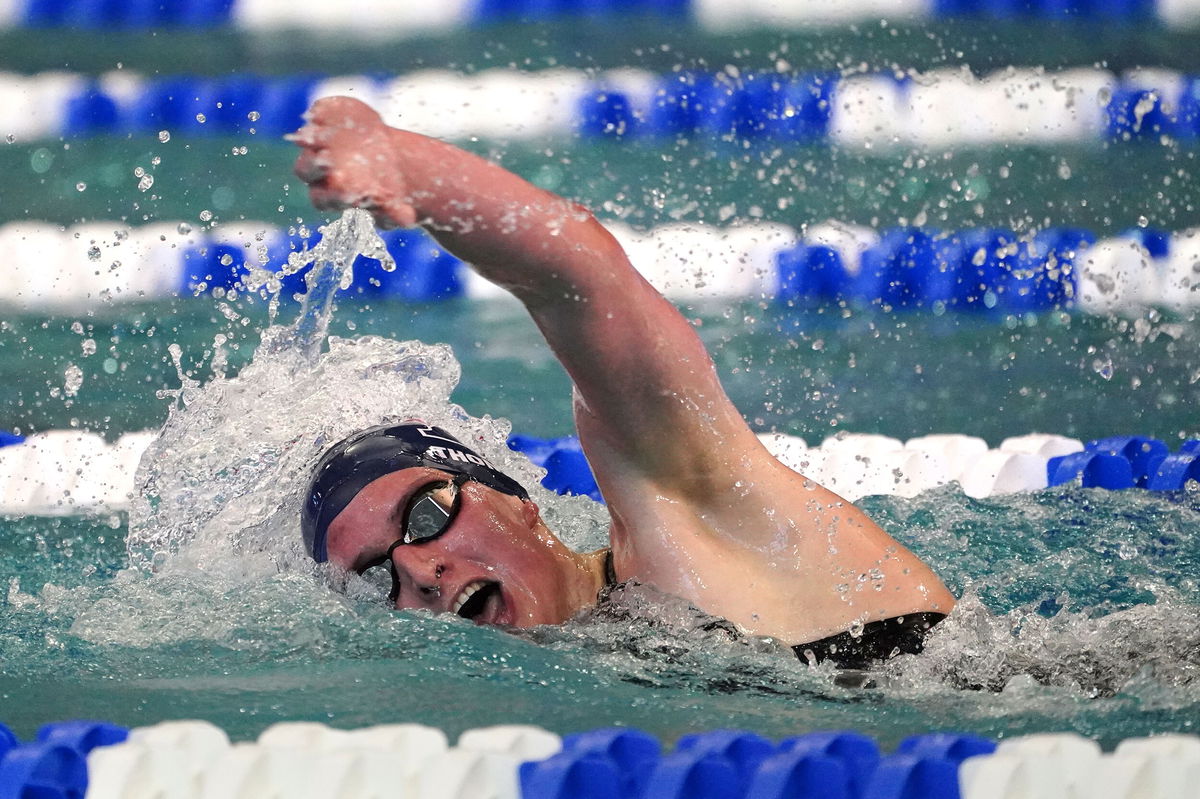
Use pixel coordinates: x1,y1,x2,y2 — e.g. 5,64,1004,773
452,580,501,621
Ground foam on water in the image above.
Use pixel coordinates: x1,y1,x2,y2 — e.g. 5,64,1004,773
127,209,606,579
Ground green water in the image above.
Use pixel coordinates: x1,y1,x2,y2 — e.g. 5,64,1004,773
3,13,1200,749
4,137,1198,236
5,19,1200,76
1,299,1198,744
3,300,1197,444
1,485,1197,745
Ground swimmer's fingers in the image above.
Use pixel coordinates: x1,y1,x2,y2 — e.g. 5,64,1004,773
307,185,417,229
307,186,349,213
376,197,418,229
293,150,329,184
287,98,385,151
290,96,384,147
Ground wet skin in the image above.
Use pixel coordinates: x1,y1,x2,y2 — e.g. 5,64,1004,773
324,467,607,627
296,96,957,645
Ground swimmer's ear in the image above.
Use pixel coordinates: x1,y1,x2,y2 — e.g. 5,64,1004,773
520,498,540,529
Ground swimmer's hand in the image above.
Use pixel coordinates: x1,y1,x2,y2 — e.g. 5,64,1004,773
289,96,418,229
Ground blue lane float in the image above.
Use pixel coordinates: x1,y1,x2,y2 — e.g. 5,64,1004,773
6,67,1200,145
4,0,1191,29
2,719,1194,799
516,433,1200,502
20,0,236,28
5,214,1195,314
177,225,467,302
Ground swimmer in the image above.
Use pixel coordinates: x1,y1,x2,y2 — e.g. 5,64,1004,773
291,96,956,668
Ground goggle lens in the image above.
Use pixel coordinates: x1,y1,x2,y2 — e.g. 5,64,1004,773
402,481,460,544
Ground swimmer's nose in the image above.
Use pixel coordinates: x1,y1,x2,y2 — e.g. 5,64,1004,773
389,551,446,608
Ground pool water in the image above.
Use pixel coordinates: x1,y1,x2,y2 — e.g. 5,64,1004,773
3,9,1200,757
1,282,1198,745
2,468,1198,746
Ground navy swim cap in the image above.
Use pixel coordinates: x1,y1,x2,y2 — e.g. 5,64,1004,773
302,422,529,562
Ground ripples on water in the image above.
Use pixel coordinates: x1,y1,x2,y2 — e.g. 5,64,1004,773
0,211,1197,742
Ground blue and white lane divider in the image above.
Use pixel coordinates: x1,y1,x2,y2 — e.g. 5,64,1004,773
4,67,1200,146
0,218,1197,313
2,428,1196,517
0,719,1197,799
4,0,1200,31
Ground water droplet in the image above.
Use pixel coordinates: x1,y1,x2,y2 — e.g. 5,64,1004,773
102,358,119,375
1092,357,1114,380
195,113,206,124
81,338,97,356
30,147,54,174
247,110,261,121
87,246,101,261
4,134,14,144
75,181,87,192
63,364,84,397
158,130,171,143
177,222,192,235
199,210,213,222
1137,215,1149,228
219,254,234,266
138,174,154,192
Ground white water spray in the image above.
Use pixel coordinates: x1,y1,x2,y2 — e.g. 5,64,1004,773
127,209,605,574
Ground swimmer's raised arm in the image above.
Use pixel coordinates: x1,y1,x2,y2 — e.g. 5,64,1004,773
292,97,761,496
294,97,956,644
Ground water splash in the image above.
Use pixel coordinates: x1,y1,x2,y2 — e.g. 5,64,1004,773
289,209,393,364
127,209,605,576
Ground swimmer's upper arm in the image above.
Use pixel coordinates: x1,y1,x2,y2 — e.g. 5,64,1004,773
363,126,762,493
456,210,762,495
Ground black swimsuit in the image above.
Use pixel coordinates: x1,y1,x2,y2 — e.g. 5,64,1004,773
792,612,946,670
600,549,945,670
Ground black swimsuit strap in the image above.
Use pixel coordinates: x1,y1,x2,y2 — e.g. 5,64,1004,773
793,612,947,670
603,548,618,587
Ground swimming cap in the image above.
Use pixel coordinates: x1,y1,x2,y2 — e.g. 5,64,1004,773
302,422,529,562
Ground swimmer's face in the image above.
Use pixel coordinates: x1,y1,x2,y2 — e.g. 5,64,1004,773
324,468,588,627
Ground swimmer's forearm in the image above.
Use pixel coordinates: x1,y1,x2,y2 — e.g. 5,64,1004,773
388,129,757,478
387,129,620,301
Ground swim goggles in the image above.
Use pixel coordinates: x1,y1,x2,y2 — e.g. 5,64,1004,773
363,474,467,601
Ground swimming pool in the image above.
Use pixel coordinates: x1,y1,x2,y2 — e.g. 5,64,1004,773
1,0,1199,775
